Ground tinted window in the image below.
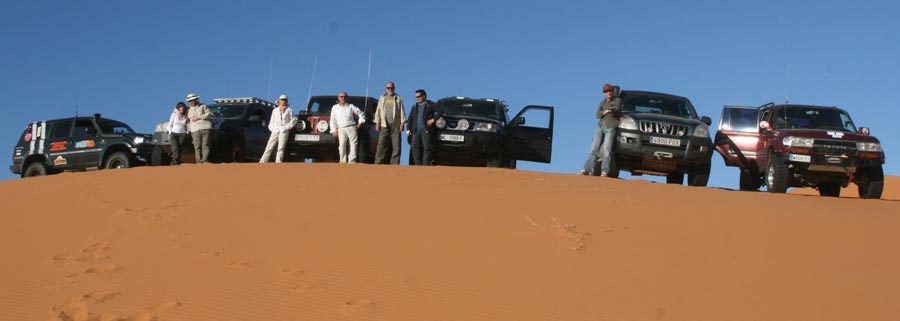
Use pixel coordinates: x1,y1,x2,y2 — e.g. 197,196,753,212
208,105,247,119
309,98,336,114
73,119,98,136
621,94,697,119
49,120,73,139
775,107,856,132
722,108,759,132
96,119,135,134
308,97,374,115
439,100,502,119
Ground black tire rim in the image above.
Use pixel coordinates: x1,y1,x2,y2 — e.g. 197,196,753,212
109,158,126,169
26,167,42,177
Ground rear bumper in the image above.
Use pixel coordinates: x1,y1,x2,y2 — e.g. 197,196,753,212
615,128,713,171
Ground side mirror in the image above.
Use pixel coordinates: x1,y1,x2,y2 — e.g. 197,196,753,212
700,116,712,126
759,121,770,131
859,127,870,135
512,117,525,126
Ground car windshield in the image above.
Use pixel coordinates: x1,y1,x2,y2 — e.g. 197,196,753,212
208,105,246,119
96,119,135,135
308,97,373,114
439,100,501,119
776,107,857,132
621,94,697,119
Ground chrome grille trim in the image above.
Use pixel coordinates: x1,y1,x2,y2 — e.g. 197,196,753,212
639,121,691,137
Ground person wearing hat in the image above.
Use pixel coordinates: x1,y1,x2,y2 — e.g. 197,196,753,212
329,91,366,163
580,83,621,176
260,94,296,163
186,93,212,163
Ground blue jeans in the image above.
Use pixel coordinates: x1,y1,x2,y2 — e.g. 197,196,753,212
582,125,616,174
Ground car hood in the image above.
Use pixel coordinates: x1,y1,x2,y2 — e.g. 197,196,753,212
778,129,880,143
625,113,702,127
441,113,501,124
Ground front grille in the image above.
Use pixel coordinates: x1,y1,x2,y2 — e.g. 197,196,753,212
639,121,690,137
813,139,857,156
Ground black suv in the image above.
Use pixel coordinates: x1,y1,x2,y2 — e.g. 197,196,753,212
149,97,277,164
600,89,714,186
285,95,378,163
432,97,554,168
10,113,154,178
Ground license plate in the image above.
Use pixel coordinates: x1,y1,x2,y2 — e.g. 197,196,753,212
294,134,320,142
789,154,811,163
440,134,464,142
650,136,680,147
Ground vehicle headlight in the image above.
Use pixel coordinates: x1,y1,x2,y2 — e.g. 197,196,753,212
436,117,446,129
295,120,307,132
692,124,709,138
316,120,329,133
133,136,146,144
783,136,814,148
155,122,169,133
456,119,470,131
618,116,637,130
474,122,499,132
857,142,882,152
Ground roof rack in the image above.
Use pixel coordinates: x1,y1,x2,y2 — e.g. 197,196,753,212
760,102,775,109
213,97,277,108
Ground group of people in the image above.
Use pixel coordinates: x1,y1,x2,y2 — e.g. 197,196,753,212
580,83,621,176
165,81,444,166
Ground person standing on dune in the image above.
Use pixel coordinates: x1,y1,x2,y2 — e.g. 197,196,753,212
330,92,366,163
167,102,190,165
260,94,296,163
373,81,406,165
186,93,212,163
579,83,621,176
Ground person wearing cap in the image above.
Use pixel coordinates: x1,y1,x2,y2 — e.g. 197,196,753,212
186,93,212,163
329,92,366,163
167,102,190,165
260,94,296,163
406,89,442,166
373,81,406,165
580,83,621,176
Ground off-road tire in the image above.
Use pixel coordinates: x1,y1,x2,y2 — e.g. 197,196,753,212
818,183,842,197
857,165,884,199
739,169,761,191
151,145,172,166
104,152,133,170
23,161,48,178
688,163,711,187
666,172,684,185
765,153,789,193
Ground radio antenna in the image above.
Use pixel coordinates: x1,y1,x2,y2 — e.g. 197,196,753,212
74,90,79,118
267,56,274,101
364,50,372,109
306,56,318,106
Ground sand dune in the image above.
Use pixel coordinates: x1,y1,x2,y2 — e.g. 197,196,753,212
0,164,898,321
789,175,899,200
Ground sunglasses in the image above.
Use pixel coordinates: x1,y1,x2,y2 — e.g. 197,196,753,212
386,87,394,90
338,96,346,98
415,95,423,98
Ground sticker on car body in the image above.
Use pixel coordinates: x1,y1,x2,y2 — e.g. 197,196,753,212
50,141,67,152
54,156,68,166
75,140,96,148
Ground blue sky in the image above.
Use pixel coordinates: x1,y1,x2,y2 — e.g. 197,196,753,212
2,0,898,188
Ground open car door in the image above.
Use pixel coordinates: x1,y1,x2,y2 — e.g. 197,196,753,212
507,105,554,163
714,105,762,169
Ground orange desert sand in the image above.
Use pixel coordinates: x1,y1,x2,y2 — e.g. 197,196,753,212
0,164,898,321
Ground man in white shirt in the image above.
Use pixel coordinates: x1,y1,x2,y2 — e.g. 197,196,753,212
330,92,366,163
260,94,296,163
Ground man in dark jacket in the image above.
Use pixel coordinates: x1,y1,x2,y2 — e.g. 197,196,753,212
406,89,443,166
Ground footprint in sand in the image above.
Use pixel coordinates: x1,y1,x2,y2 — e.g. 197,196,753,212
148,301,183,313
200,251,224,257
51,242,111,265
228,261,253,269
280,268,305,278
345,299,376,308
85,263,124,274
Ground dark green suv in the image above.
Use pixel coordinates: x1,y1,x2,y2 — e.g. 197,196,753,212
10,113,154,178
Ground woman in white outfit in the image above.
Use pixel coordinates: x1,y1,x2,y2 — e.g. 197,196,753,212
330,92,366,163
260,94,296,163
167,102,190,165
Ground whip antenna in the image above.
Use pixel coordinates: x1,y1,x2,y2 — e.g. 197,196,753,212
364,50,372,109
306,56,318,106
267,56,274,101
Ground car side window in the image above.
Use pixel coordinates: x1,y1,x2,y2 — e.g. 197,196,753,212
72,119,97,137
760,110,772,128
49,120,73,139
